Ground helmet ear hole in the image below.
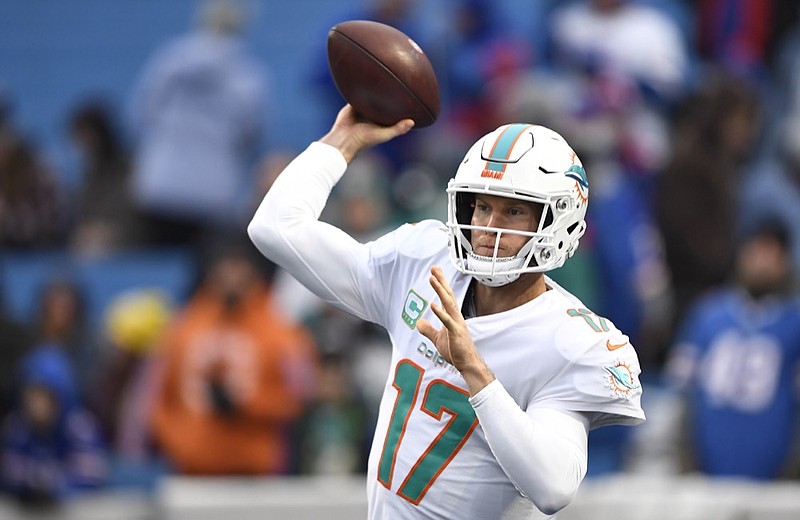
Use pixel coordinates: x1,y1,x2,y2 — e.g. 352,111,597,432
539,203,553,230
566,222,579,234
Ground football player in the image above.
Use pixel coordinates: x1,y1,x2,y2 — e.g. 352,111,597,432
248,106,645,518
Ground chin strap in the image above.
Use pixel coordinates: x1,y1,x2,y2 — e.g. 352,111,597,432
465,253,524,287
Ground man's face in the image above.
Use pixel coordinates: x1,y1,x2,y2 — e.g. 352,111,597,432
736,234,790,298
470,194,542,258
209,255,258,308
23,384,59,431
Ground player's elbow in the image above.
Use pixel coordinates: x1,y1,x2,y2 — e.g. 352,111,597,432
247,214,280,259
247,215,266,246
533,483,578,516
529,465,582,516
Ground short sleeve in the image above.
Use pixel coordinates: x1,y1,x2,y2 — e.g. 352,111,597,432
533,333,646,430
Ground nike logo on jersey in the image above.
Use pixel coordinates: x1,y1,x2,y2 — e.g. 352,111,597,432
606,339,628,351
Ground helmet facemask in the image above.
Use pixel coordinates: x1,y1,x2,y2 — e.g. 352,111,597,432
445,124,588,287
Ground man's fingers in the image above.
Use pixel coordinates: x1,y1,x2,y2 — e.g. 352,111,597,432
429,302,446,323
419,302,456,341
431,266,456,299
368,118,414,146
429,276,454,316
425,266,467,339
429,270,460,318
432,302,462,334
416,318,441,344
385,118,415,137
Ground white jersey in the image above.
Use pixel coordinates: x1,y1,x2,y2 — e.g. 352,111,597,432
249,142,645,519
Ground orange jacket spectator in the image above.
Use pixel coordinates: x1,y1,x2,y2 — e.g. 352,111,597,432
150,246,317,475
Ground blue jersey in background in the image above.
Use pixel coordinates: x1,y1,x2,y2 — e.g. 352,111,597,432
669,289,800,479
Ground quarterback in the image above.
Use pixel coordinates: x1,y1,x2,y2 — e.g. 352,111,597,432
248,106,645,519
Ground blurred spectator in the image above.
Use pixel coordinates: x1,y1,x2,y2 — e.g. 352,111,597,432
549,0,690,105
0,86,11,130
777,21,800,115
252,151,296,211
86,290,172,464
294,351,371,475
128,0,268,248
0,132,67,249
657,73,762,334
34,279,94,397
739,114,800,274
693,0,799,80
665,219,800,479
67,99,136,256
587,164,673,368
323,151,396,240
0,295,34,422
307,304,392,415
438,0,533,141
149,241,318,475
742,24,800,272
1,344,107,504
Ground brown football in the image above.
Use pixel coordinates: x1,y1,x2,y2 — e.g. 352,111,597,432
327,20,440,128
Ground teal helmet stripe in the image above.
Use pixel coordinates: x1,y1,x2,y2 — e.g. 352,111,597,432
484,123,532,172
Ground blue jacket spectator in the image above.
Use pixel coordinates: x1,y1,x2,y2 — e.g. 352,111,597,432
128,0,268,244
1,345,107,503
666,221,800,479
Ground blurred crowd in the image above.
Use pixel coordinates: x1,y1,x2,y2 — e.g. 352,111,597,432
2,0,800,507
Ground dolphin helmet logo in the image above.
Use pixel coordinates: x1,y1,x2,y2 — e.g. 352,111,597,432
565,164,588,189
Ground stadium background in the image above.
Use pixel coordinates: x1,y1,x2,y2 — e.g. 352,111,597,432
1,0,799,519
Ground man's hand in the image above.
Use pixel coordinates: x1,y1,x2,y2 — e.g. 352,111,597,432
319,104,414,163
416,266,495,396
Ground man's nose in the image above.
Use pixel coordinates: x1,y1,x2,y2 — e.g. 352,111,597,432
484,210,503,230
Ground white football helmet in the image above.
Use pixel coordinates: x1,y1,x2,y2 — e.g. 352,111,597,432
446,123,588,287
